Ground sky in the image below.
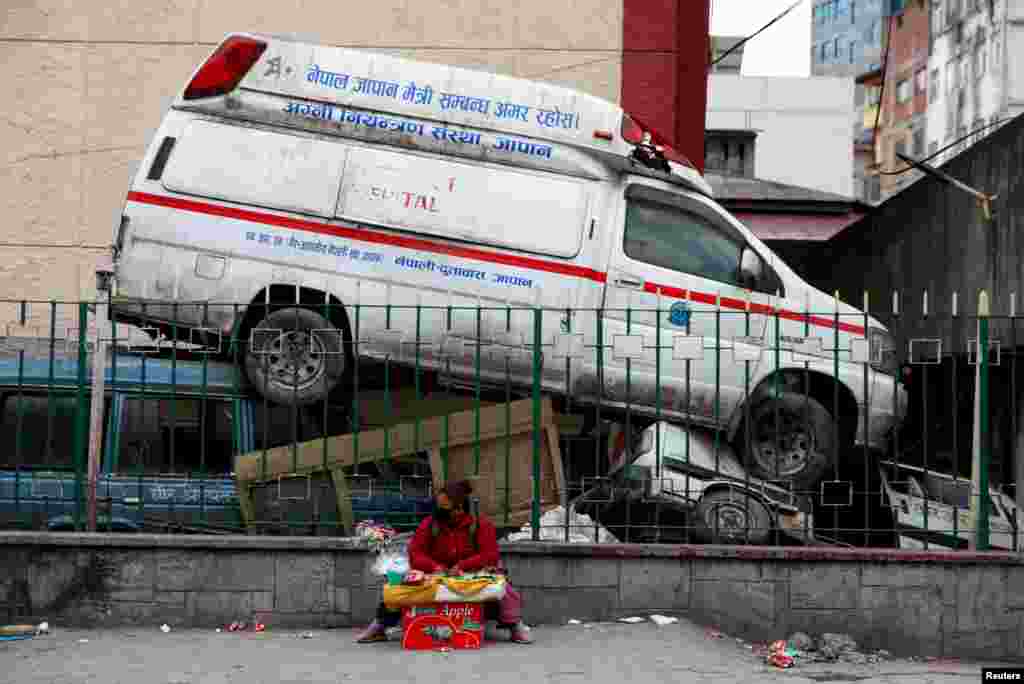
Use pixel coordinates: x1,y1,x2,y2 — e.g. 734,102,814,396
710,0,812,77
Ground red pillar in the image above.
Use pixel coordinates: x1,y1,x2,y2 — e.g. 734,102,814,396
621,0,711,173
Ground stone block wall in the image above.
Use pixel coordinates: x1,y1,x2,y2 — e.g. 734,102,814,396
3,532,1023,659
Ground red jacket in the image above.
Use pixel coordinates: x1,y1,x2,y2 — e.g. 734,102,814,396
408,512,500,573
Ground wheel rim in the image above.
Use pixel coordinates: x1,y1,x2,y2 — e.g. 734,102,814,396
262,330,327,391
704,501,753,540
751,407,816,479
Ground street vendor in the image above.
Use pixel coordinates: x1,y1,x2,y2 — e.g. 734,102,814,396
355,480,532,644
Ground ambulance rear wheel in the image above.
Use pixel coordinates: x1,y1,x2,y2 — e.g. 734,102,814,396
694,490,772,545
244,307,346,406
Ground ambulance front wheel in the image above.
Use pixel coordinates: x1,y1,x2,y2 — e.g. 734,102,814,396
244,307,347,406
739,393,836,490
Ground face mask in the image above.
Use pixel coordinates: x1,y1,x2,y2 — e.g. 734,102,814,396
433,504,452,522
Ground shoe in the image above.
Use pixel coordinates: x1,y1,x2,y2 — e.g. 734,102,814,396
355,621,388,643
510,622,533,644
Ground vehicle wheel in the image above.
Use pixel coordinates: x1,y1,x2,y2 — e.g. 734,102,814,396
740,392,836,490
244,307,347,407
694,489,772,545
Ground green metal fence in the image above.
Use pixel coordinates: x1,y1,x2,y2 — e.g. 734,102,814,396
0,291,1013,551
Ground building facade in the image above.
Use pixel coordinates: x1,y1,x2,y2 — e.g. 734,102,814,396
926,0,1024,166
868,0,931,200
1,1,710,311
811,0,892,202
706,74,855,197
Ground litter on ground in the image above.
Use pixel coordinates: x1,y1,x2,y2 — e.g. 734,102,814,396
160,624,171,634
649,615,678,626
567,619,582,625
618,617,645,624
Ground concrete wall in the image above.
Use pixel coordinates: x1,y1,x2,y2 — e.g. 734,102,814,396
706,74,855,197
3,532,1024,658
1,1,626,306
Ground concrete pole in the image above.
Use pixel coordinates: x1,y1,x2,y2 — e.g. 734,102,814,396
86,297,108,532
969,290,991,550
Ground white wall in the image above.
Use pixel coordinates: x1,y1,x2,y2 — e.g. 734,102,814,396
706,74,855,197
925,0,1024,163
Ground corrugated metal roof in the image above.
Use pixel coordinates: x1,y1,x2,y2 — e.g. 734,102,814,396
706,173,855,204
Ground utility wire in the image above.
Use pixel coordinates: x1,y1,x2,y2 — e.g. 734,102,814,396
709,0,805,69
878,117,1009,175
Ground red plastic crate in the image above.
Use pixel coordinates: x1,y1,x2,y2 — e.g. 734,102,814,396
401,603,484,650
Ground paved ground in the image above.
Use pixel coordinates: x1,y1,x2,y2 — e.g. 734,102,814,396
0,618,1005,684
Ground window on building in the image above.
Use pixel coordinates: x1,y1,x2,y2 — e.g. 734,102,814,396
932,0,944,36
897,78,913,102
896,78,911,103
851,0,856,22
930,68,940,102
973,118,985,143
837,0,848,17
915,68,927,95
849,40,858,63
914,128,926,155
834,36,841,58
868,175,881,202
822,42,829,60
947,0,961,22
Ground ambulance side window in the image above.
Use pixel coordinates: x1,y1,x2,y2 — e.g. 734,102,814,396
623,198,743,286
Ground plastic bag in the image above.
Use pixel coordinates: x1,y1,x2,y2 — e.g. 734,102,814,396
371,549,410,578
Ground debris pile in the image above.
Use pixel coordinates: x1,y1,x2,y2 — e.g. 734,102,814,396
755,632,893,668
506,506,617,544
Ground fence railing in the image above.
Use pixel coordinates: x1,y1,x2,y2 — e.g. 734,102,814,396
0,291,1017,551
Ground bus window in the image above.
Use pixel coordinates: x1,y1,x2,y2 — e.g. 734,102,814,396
116,397,235,476
0,393,80,469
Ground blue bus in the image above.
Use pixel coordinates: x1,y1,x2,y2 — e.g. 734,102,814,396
0,346,432,534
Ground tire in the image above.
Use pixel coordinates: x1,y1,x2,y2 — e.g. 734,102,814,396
244,307,348,407
694,489,773,545
739,392,836,490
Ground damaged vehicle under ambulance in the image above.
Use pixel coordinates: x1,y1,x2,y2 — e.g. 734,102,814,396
574,421,815,545
109,33,907,490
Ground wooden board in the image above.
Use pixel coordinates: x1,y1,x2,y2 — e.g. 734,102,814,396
235,397,553,484
428,421,564,529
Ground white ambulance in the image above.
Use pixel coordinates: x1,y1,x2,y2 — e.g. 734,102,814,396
110,33,907,488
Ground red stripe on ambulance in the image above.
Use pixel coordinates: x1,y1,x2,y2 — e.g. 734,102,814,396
125,191,866,336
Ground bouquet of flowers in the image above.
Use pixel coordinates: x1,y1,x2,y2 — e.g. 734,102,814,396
355,520,397,553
